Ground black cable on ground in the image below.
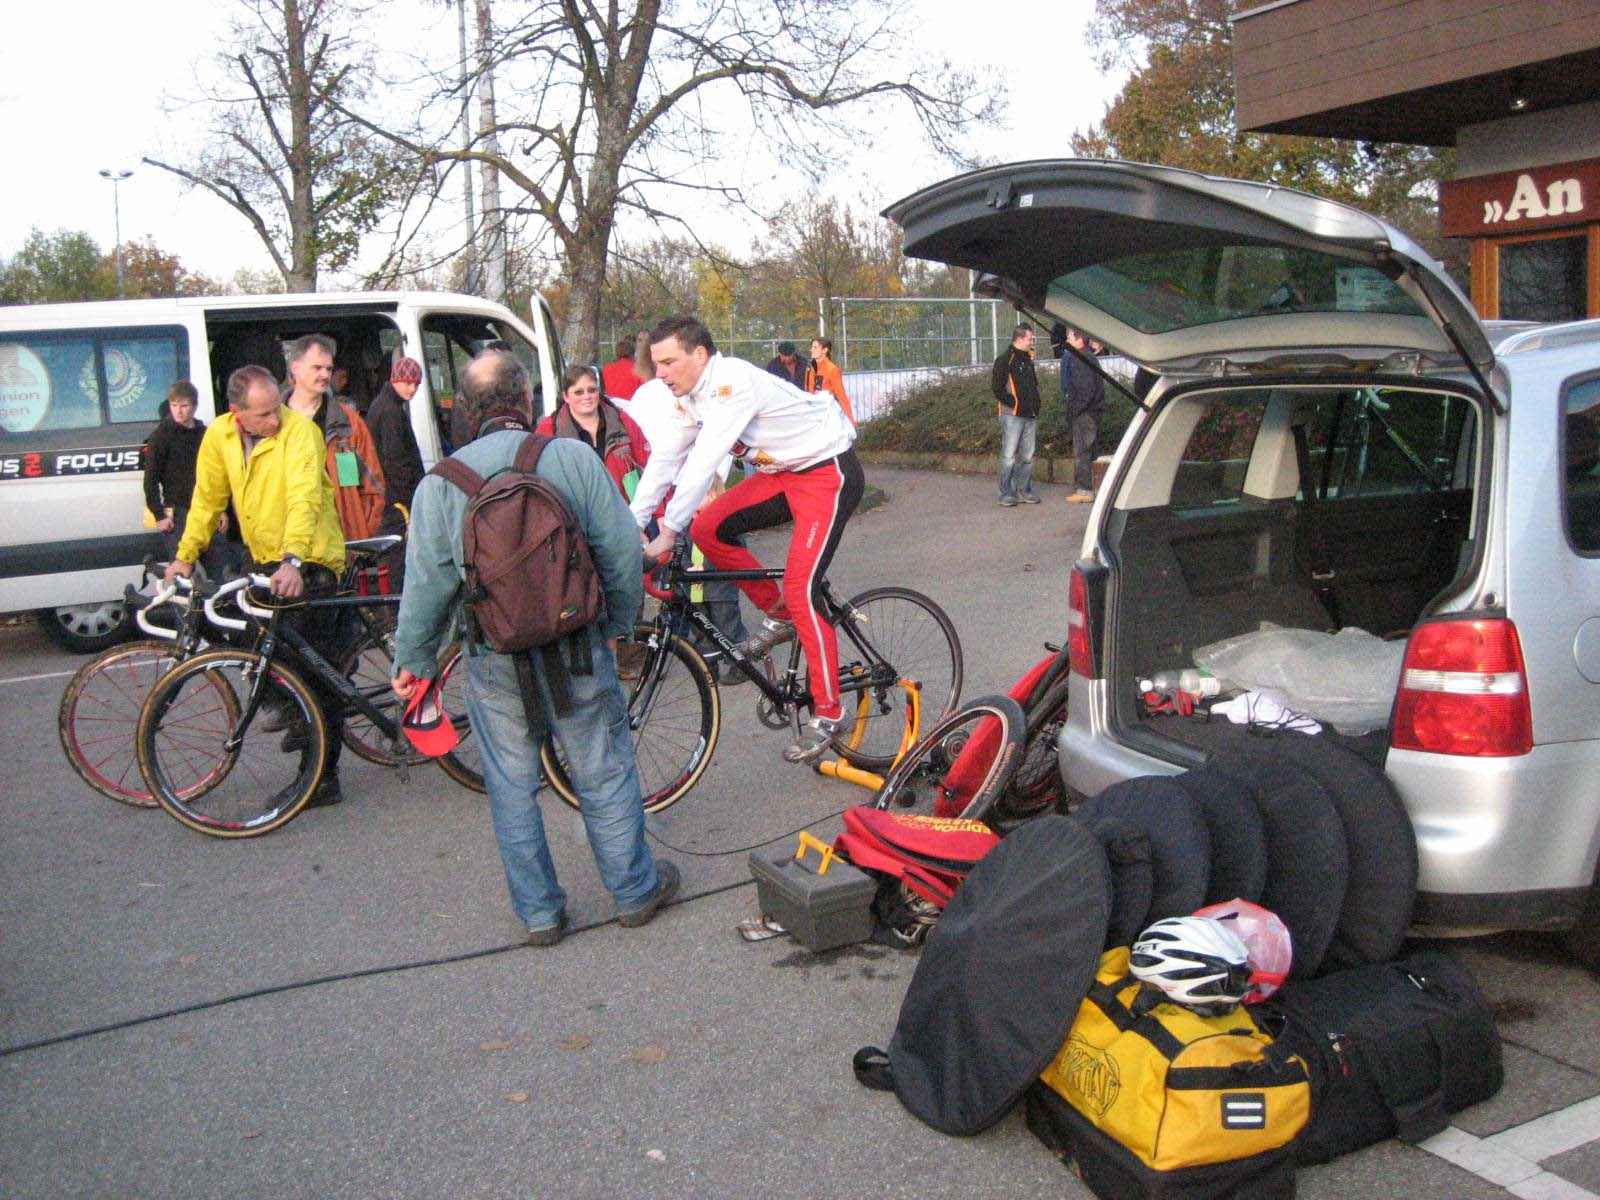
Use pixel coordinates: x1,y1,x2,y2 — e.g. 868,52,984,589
643,803,853,858
0,876,756,1061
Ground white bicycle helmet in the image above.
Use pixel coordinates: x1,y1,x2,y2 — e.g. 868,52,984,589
1130,916,1252,1013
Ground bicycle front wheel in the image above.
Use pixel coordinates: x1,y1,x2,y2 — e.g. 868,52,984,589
137,649,328,838
998,675,1070,824
833,587,963,771
59,639,186,807
871,695,1025,824
543,625,719,815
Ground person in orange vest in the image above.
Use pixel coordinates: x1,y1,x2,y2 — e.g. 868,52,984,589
283,334,389,540
805,336,853,424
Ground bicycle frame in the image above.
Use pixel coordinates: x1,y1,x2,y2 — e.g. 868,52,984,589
644,546,903,718
229,590,403,753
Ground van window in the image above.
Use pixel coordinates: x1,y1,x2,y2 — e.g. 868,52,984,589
1564,375,1600,553
1,326,188,451
421,313,545,450
1309,388,1474,500
1170,393,1268,508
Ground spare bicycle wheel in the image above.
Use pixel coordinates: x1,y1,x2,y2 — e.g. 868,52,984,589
871,694,1025,825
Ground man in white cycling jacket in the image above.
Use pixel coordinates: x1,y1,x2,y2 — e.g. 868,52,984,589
633,316,863,764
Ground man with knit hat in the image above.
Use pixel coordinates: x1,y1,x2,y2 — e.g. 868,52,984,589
365,356,428,586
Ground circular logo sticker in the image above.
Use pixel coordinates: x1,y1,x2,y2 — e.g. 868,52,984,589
0,344,52,433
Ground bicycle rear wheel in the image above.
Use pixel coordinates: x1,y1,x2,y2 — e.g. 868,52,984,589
833,587,963,771
137,649,328,838
58,639,183,807
871,695,1025,824
543,625,719,815
433,643,485,793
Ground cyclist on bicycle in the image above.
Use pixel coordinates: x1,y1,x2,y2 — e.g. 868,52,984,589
634,316,863,764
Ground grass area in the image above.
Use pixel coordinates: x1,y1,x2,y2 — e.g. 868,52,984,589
856,362,1139,457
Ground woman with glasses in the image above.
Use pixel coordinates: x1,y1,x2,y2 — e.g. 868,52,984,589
537,363,650,499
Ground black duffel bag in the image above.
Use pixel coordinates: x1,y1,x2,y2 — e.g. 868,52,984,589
1260,950,1502,1164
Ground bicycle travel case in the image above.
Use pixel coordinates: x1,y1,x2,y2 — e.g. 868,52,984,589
1026,947,1310,1200
853,815,1113,1135
748,834,877,953
1076,776,1212,923
1259,950,1502,1164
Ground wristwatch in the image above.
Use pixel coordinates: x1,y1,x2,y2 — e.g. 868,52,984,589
283,554,304,571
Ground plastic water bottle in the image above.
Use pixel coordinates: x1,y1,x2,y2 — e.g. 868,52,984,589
1138,668,1220,702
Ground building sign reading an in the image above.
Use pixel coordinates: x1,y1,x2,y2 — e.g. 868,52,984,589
1441,157,1600,238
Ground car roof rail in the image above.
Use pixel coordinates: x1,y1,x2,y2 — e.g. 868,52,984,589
1495,317,1600,357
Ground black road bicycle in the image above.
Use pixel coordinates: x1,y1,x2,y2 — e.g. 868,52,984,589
135,572,478,837
541,539,964,815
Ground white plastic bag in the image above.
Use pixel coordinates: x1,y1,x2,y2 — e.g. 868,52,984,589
1193,622,1404,734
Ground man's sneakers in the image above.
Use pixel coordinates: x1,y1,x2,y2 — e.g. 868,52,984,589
783,715,843,765
1019,491,1042,504
998,495,1019,507
618,860,681,928
1067,489,1095,503
735,617,795,661
525,910,569,947
304,774,343,808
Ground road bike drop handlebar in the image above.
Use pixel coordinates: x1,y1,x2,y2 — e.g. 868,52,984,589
128,578,187,642
201,575,271,633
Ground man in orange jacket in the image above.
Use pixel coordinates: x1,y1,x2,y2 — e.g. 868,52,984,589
284,334,389,541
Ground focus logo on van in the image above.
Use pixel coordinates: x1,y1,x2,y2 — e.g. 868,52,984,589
0,446,144,478
0,344,51,433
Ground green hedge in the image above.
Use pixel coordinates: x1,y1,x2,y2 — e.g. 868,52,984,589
856,363,1139,457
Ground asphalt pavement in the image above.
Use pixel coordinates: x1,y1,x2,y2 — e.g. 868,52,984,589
3,466,1600,1199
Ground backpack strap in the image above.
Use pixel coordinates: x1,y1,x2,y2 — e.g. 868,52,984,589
512,431,553,475
429,456,489,497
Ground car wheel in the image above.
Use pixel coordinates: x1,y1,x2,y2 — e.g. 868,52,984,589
1563,876,1600,972
40,601,136,654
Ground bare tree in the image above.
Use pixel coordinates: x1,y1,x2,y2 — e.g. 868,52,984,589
144,0,403,291
345,0,1001,361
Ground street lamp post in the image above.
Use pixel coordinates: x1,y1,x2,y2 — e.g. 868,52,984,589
98,168,133,297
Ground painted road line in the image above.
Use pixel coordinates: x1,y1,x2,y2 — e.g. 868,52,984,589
1422,1125,1600,1200
1489,1095,1600,1164
0,669,78,685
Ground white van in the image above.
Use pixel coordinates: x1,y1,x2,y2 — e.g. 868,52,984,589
0,291,564,650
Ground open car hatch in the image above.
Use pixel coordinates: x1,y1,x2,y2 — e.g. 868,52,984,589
883,159,1492,377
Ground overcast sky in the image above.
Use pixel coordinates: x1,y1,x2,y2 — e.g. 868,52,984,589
1,0,1125,283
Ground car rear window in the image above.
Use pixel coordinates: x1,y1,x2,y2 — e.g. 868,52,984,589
1047,245,1426,336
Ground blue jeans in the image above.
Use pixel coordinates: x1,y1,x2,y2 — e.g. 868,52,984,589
463,628,659,930
998,412,1037,500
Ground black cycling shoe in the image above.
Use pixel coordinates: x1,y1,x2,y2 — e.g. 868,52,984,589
303,775,343,808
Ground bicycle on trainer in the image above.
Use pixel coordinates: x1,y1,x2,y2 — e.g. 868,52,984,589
135,566,479,838
532,537,963,816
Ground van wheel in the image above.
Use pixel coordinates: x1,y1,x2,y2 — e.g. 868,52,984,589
40,602,136,654
1563,877,1600,972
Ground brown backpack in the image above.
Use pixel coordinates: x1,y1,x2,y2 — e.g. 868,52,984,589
429,433,603,654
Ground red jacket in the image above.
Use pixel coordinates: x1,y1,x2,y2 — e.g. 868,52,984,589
601,356,643,403
536,400,650,499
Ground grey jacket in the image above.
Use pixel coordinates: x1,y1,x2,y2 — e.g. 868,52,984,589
393,428,644,679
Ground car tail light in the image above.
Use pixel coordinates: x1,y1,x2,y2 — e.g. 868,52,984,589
1068,567,1097,679
1392,618,1532,756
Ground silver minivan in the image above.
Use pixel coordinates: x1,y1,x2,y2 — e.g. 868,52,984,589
887,160,1600,962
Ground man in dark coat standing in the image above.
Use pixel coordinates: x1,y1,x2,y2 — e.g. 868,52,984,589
1062,328,1105,502
364,356,427,584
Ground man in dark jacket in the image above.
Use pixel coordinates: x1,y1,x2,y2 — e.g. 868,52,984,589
990,324,1042,506
765,341,808,388
364,356,428,587
1062,327,1106,502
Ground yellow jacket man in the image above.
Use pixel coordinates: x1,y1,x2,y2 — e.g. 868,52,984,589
165,365,352,808
173,368,345,585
